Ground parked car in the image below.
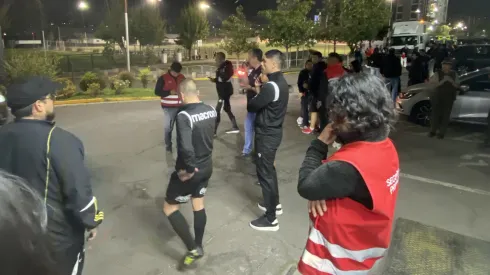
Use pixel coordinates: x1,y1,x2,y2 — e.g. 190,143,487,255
453,44,490,75
397,68,490,126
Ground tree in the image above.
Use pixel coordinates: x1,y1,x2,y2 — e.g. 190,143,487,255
95,0,126,51
320,0,343,52
432,24,451,38
322,0,390,53
259,0,315,67
130,6,166,46
220,6,257,66
176,5,209,60
0,4,11,31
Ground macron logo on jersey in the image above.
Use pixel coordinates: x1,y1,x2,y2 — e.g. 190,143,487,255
179,108,217,129
190,110,217,123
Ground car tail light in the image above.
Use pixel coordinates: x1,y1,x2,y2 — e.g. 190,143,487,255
237,70,246,76
398,91,415,99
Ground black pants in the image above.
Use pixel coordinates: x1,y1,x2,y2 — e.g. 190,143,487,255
430,95,454,136
255,134,281,221
54,242,85,275
318,95,329,131
301,95,310,127
215,84,237,132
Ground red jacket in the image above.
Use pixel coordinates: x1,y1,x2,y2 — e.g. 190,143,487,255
298,139,400,275
160,73,185,108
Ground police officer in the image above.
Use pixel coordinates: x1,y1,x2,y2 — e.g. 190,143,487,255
428,58,460,139
162,79,216,270
154,62,186,152
247,50,289,231
0,77,104,275
239,48,263,159
209,52,239,136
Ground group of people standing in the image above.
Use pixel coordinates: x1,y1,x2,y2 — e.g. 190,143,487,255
155,48,291,268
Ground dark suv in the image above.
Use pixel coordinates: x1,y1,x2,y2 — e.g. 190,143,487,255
453,44,490,74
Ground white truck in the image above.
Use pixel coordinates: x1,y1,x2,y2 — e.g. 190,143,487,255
389,21,430,51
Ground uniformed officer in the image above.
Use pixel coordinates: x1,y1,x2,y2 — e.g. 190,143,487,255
162,79,216,270
0,77,104,275
428,58,460,139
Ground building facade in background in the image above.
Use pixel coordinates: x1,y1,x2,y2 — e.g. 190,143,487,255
392,0,449,24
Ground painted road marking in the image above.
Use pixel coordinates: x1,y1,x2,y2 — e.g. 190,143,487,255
459,153,490,167
401,173,490,196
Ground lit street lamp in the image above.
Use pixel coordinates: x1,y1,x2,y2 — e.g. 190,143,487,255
77,1,89,46
199,2,210,10
147,0,162,3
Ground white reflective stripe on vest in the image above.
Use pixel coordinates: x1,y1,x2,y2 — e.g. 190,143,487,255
301,249,378,275
308,227,386,262
161,99,182,104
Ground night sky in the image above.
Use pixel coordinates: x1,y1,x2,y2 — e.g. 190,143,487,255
0,0,487,35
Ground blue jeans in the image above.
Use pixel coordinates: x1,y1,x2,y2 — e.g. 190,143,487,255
243,112,256,154
162,107,179,149
389,77,400,103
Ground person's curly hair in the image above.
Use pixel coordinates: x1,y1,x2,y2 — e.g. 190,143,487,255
326,73,397,139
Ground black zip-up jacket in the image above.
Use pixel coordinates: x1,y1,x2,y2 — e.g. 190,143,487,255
381,54,402,78
175,102,216,173
297,68,310,94
247,71,289,136
212,60,234,98
309,61,327,98
0,119,103,249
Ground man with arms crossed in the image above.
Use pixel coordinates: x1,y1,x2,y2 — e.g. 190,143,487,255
162,79,216,270
247,50,289,231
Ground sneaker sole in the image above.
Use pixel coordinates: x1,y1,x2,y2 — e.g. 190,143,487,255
226,130,240,134
249,222,279,232
257,203,283,215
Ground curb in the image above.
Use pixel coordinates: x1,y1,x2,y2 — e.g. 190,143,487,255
55,96,157,106
56,71,300,106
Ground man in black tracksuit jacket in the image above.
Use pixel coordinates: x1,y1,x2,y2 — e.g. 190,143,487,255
247,50,289,232
163,79,216,270
0,77,103,275
209,52,239,135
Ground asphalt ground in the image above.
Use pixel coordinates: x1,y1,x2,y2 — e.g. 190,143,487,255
52,74,490,275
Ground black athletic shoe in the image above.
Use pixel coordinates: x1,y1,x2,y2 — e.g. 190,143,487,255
237,153,252,159
225,127,240,134
257,203,283,215
249,215,279,232
179,246,204,270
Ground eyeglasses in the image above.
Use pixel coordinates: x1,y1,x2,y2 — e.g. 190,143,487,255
41,93,56,101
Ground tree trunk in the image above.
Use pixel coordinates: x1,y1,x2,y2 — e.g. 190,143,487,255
285,46,289,69
188,48,192,61
117,41,126,53
296,47,299,67
333,40,337,52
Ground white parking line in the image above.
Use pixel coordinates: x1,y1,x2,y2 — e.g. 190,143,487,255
401,173,490,196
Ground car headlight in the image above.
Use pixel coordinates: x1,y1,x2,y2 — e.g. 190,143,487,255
398,92,415,99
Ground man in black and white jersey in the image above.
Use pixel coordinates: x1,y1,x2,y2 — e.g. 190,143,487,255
162,79,216,270
247,50,289,231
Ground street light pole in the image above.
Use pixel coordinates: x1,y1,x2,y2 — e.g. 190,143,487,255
124,0,131,72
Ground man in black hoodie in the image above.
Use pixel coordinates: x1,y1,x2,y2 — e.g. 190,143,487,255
302,51,327,134
209,52,239,136
381,48,402,103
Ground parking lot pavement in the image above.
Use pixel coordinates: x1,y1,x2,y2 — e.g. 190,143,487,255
52,73,490,275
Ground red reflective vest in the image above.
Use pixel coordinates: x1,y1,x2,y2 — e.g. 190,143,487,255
160,73,185,107
298,139,400,275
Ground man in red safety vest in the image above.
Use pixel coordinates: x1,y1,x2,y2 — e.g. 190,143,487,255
155,62,186,152
297,73,400,275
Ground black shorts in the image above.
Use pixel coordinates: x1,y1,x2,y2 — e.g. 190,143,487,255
165,165,212,204
309,96,320,113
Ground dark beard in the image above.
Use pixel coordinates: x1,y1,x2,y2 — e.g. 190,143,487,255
45,112,56,122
